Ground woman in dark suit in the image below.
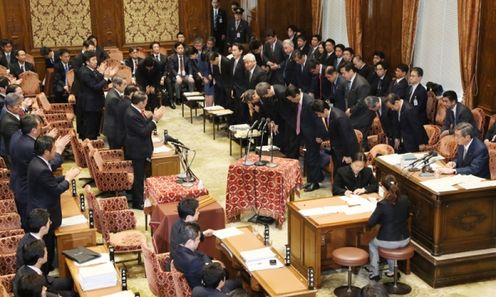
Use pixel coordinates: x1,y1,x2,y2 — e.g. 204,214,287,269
332,152,378,196
367,174,410,281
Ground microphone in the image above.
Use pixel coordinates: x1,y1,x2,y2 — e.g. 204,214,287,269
260,118,270,131
257,117,266,130
423,151,438,165
407,151,434,171
249,120,259,131
164,134,184,145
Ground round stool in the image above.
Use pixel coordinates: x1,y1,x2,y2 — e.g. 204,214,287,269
378,244,415,295
332,247,369,297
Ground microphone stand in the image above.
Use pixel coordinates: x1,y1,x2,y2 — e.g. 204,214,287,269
172,142,196,187
243,127,256,166
254,121,269,166
419,156,436,177
266,128,278,168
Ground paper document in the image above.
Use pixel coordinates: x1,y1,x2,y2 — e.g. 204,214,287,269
299,205,348,217
103,291,135,297
458,180,496,189
246,258,284,272
184,91,203,97
377,154,402,165
240,247,275,262
79,262,117,291
213,227,243,239
229,124,251,131
204,105,224,111
75,253,110,267
344,204,377,215
61,214,87,227
153,145,172,154
339,195,371,206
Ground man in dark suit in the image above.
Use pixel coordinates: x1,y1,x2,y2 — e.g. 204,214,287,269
149,41,168,74
407,67,428,124
243,53,267,90
211,0,227,52
124,91,166,209
9,49,35,78
86,35,109,64
169,42,195,104
230,43,246,98
340,62,374,149
322,38,337,67
313,99,359,171
384,93,428,153
437,122,489,179
353,55,372,81
0,76,8,111
0,39,15,68
124,47,143,77
332,152,378,196
78,51,114,140
323,66,346,111
103,76,128,149
263,30,285,85
16,208,51,269
388,64,409,100
286,85,323,191
14,239,75,297
440,90,476,138
27,136,80,273
192,262,232,297
295,35,311,56
227,7,251,44
9,115,68,230
334,44,345,70
136,56,164,110
281,39,298,87
369,61,392,97
0,93,23,157
293,50,313,93
364,96,394,142
209,52,231,108
52,48,72,103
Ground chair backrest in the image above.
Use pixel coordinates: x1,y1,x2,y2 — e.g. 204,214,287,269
0,274,15,296
170,260,192,297
367,144,395,166
107,48,124,61
36,92,52,111
0,213,21,231
471,107,486,138
66,69,75,90
70,134,87,168
486,145,496,180
141,244,177,297
426,91,438,124
0,157,6,168
437,134,458,161
435,97,447,126
44,67,55,97
84,185,102,232
0,181,14,200
0,234,23,254
19,71,41,96
82,141,97,178
24,53,35,65
368,115,384,136
424,124,441,146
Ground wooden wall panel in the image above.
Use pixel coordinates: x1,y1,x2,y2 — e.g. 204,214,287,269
0,0,31,51
476,0,496,113
179,0,211,43
361,0,403,68
90,0,124,48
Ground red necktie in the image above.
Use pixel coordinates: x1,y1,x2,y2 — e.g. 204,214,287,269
141,111,146,118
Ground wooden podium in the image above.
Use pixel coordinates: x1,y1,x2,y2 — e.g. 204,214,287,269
375,155,496,287
151,140,180,177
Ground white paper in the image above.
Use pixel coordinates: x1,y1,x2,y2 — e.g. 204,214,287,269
186,95,205,101
212,227,243,239
152,136,162,143
61,214,87,227
102,291,135,297
344,204,377,215
377,154,402,165
240,247,275,262
229,124,251,131
204,105,224,111
246,258,284,272
153,145,172,154
79,262,117,291
339,195,371,206
458,180,496,189
299,205,348,217
183,91,203,97
75,253,109,267
255,145,280,152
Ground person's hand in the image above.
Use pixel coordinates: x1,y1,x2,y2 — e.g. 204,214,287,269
394,138,400,150
342,156,352,164
47,128,59,138
344,190,353,197
143,110,153,119
65,167,81,182
419,144,426,151
436,167,455,175
149,86,155,94
152,106,166,122
446,161,456,168
345,108,351,117
203,229,215,237
271,122,279,135
55,134,72,154
315,137,323,144
353,188,366,195
484,139,490,145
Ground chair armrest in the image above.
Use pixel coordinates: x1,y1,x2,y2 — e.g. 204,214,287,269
0,213,21,230
101,160,133,173
92,139,105,149
50,103,74,112
0,273,15,295
0,229,24,239
102,210,136,233
45,113,68,122
97,196,129,211
99,149,125,161
0,169,9,180
0,199,17,213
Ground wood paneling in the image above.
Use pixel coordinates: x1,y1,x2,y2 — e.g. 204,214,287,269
361,0,404,68
179,0,211,43
89,0,124,48
0,0,31,51
476,0,496,113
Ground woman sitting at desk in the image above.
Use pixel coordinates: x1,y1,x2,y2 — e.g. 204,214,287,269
332,152,378,196
367,174,410,281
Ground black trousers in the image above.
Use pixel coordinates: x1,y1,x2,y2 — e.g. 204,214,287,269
82,111,102,140
14,198,28,231
75,101,85,139
303,135,323,183
42,228,56,275
131,158,151,207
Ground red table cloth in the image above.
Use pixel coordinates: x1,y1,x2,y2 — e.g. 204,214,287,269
145,175,209,204
225,154,302,227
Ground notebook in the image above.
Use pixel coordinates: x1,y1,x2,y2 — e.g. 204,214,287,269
63,247,101,264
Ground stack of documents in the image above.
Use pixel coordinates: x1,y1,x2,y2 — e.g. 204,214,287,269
299,205,348,217
60,214,87,227
153,145,172,154
339,195,377,215
240,247,283,272
204,105,225,111
103,291,135,297
212,227,243,239
79,262,117,291
421,174,485,192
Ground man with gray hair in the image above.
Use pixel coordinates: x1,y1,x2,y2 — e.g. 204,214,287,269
243,53,266,89
364,95,393,143
437,122,489,178
281,39,298,86
0,93,23,157
103,76,129,149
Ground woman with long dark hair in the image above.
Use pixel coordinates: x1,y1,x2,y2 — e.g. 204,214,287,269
367,174,410,281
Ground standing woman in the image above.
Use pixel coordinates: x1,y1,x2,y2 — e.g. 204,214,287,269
367,174,410,281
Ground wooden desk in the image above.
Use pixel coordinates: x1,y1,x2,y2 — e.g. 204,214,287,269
151,140,180,177
287,194,378,287
64,245,122,297
55,191,97,277
375,156,496,287
218,227,317,297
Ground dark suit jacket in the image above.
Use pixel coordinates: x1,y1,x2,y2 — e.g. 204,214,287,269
14,265,59,297
325,107,359,160
391,101,428,152
263,40,285,84
298,43,311,56
10,132,63,207
192,287,227,297
368,195,410,241
281,52,298,87
407,83,428,124
69,53,85,97
95,46,109,64
377,98,394,138
227,19,251,44
150,54,168,76
346,74,374,133
442,102,476,134
323,51,337,67
0,51,16,68
172,245,212,289
246,65,267,89
15,233,37,269
169,219,205,260
27,156,68,228
332,166,378,195
388,77,409,100
299,94,322,140
169,54,193,78
9,61,35,78
325,75,346,111
77,66,108,112
357,64,372,81
230,57,247,98
53,61,72,95
211,7,227,36
455,137,490,178
124,57,143,75
135,62,162,90
103,89,129,147
212,55,232,91
124,106,156,160
295,58,313,93
0,111,20,155
370,75,392,97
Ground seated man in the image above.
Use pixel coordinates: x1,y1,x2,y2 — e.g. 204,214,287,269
333,152,378,196
169,42,195,104
437,122,490,179
170,198,214,259
15,274,49,297
439,90,476,138
16,208,51,269
14,240,75,297
9,49,35,79
192,262,227,297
